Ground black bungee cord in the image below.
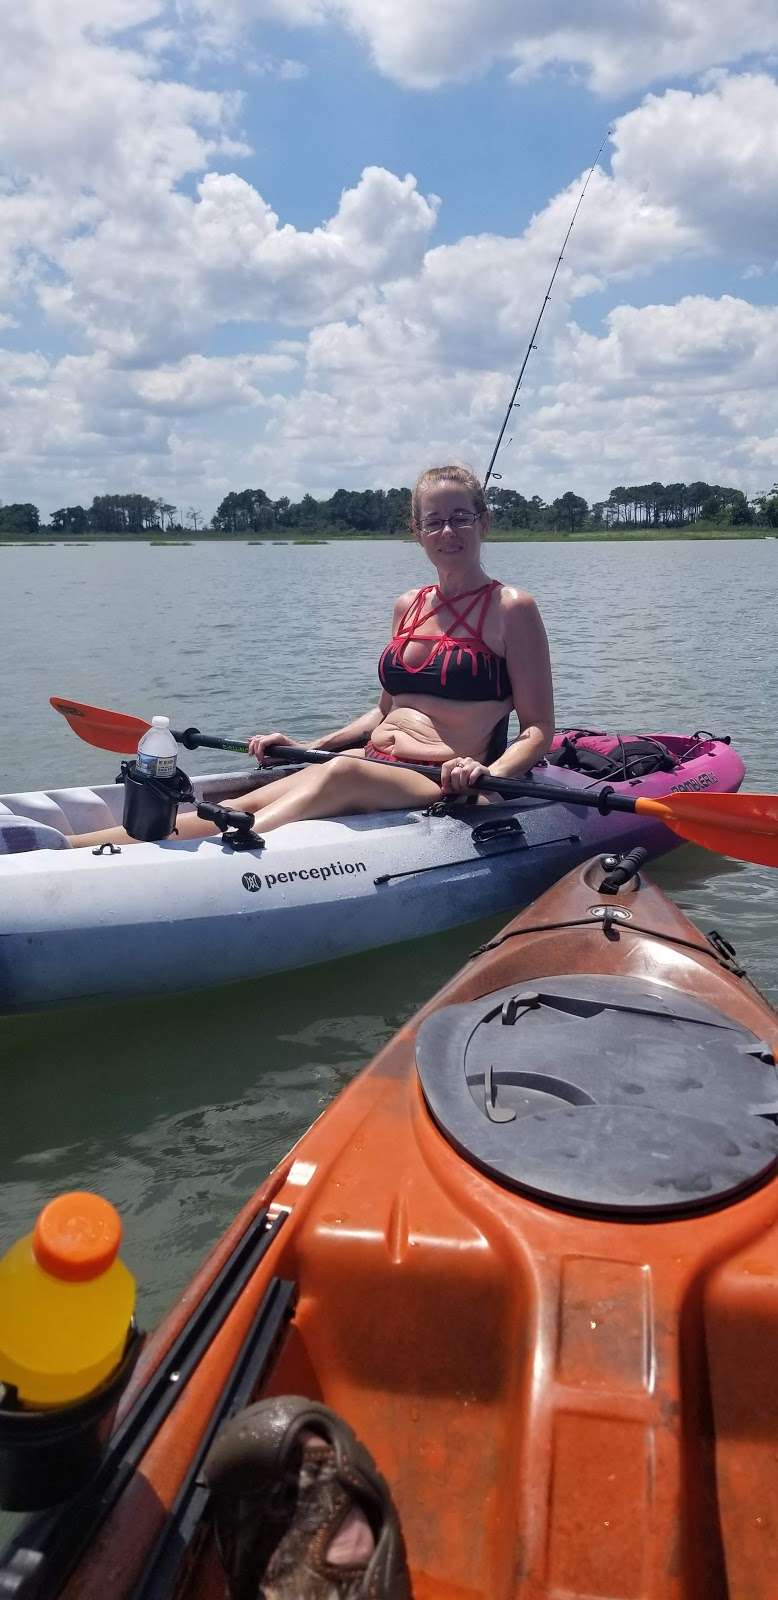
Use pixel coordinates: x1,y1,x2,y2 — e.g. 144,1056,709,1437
483,131,612,490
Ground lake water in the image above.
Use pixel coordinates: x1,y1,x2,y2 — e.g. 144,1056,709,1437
2,537,777,1332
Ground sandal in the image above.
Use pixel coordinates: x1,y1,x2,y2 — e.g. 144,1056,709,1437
203,1395,413,1600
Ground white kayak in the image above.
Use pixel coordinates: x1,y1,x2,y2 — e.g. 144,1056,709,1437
0,732,745,1012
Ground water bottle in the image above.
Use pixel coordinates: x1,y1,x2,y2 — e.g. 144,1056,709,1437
136,714,178,779
0,1192,136,1408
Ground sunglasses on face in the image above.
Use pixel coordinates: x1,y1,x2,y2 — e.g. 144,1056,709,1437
420,511,480,534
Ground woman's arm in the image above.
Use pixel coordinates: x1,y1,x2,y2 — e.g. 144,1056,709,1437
489,590,554,778
312,694,392,751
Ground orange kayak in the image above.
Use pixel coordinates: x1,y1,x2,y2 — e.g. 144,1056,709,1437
5,853,778,1599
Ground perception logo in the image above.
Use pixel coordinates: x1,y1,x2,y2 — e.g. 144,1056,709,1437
242,860,367,894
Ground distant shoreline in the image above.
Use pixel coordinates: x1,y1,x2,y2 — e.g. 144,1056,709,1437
0,528,773,546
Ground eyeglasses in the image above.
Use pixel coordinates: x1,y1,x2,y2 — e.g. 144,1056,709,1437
420,511,480,534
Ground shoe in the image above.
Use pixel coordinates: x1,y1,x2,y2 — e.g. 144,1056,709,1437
203,1395,413,1600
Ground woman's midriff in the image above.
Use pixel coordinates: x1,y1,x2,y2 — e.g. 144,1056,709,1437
368,700,512,765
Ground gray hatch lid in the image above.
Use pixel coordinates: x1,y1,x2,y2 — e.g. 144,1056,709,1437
415,973,778,1218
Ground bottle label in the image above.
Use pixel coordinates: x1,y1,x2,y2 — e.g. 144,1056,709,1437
137,754,177,778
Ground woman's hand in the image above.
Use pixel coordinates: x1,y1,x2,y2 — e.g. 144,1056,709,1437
247,731,296,765
440,755,490,795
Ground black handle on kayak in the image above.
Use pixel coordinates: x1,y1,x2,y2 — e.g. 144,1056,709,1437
172,732,645,814
598,846,650,894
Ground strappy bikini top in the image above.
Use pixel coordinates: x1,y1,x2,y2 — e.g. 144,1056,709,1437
378,580,512,703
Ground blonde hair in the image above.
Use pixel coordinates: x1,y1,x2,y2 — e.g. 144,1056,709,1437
411,464,488,529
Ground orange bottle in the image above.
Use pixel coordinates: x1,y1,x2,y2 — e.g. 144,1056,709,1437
0,1192,136,1407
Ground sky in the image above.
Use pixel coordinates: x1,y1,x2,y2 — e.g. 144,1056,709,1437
2,1,778,522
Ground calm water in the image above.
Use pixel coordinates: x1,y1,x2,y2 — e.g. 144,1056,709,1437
2,538,777,1332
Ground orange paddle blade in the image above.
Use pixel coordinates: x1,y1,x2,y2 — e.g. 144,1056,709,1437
50,697,151,754
636,791,778,867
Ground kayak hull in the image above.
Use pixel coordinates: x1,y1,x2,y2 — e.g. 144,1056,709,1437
0,733,745,1012
5,857,777,1598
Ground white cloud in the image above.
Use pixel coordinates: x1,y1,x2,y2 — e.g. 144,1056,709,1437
563,295,778,393
0,348,300,511
0,0,248,320
525,294,778,492
37,167,439,360
132,351,299,410
196,0,778,93
0,6,244,198
2,0,778,517
241,290,778,502
611,73,778,258
4,291,778,512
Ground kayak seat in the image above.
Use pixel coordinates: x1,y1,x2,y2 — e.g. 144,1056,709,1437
0,814,72,853
0,788,115,836
416,974,778,1219
47,787,118,832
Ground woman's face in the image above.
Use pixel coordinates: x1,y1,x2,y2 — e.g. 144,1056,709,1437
414,481,487,564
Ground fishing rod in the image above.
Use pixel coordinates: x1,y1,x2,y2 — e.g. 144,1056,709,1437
483,131,612,490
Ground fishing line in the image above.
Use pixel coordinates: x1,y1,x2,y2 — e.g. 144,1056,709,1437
483,130,612,489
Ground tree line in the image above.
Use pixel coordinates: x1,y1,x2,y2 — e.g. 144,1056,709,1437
2,480,778,537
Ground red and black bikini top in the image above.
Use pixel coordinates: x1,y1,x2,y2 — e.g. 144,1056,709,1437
378,580,511,703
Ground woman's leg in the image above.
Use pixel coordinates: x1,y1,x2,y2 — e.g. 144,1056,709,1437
228,753,440,832
69,766,312,849
70,756,441,848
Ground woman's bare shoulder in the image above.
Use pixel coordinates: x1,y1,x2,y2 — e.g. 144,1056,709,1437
493,581,538,610
391,585,423,619
492,583,544,624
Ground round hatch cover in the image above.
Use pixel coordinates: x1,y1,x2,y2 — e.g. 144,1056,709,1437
416,974,778,1217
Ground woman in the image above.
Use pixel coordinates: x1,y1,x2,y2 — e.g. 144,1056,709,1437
73,464,553,847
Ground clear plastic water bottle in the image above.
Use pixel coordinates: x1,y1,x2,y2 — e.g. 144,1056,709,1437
0,1192,136,1407
136,714,178,779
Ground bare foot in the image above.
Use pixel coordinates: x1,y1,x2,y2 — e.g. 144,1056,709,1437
204,1397,411,1600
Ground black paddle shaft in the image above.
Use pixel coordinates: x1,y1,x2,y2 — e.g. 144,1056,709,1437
173,729,641,815
175,727,251,755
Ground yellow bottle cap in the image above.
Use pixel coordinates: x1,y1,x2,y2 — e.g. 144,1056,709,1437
32,1192,122,1282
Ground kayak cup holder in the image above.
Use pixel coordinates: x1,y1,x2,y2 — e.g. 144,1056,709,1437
0,1323,142,1512
119,761,194,842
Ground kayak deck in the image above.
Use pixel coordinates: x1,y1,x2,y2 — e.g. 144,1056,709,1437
7,858,777,1598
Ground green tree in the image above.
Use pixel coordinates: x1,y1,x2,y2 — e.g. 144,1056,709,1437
0,502,40,534
155,500,177,531
212,489,274,535
487,488,531,529
88,494,158,532
552,491,589,534
50,505,88,533
727,491,753,526
753,485,778,527
385,486,411,534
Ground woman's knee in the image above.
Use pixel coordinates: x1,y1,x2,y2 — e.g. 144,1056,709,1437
312,756,355,791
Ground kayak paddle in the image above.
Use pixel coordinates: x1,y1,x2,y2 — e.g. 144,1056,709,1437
50,696,778,867
50,698,249,756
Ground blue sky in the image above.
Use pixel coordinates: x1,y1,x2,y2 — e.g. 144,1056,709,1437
2,1,778,521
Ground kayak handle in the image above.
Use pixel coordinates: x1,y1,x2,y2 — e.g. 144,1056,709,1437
598,846,649,895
